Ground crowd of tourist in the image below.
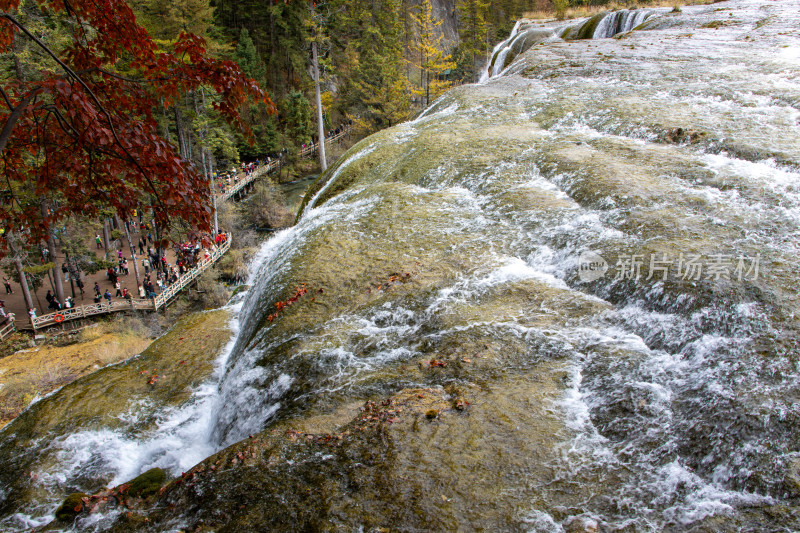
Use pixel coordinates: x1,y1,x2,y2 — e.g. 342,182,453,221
11,126,355,326
22,229,229,324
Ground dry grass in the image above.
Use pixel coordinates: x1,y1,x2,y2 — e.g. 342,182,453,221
188,269,232,310
524,0,719,20
0,322,153,428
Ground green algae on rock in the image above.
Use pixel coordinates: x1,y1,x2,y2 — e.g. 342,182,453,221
4,1,800,531
124,468,166,499
0,310,232,525
54,493,89,523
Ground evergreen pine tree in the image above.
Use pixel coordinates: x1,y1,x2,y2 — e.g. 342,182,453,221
283,90,314,145
235,27,267,82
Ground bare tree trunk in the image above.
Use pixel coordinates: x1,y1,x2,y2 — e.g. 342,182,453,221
65,251,76,299
41,201,65,303
311,10,327,172
197,89,219,235
102,218,111,260
123,221,142,296
114,214,125,252
175,105,187,159
184,93,193,161
8,233,34,312
161,99,172,143
15,255,34,317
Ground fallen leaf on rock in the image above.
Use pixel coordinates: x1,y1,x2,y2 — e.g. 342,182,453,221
455,400,470,411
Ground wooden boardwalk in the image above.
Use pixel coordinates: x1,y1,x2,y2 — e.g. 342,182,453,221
218,126,352,204
0,314,16,341
17,126,352,334
219,161,278,203
29,236,231,331
298,128,351,159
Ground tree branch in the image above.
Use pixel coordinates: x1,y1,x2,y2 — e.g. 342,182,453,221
0,86,13,112
1,12,169,214
0,90,37,157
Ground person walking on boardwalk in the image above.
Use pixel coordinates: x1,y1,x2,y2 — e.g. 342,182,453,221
3,277,11,294
96,234,102,249
104,290,112,304
94,282,101,298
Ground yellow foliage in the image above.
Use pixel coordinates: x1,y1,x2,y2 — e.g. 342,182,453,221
410,0,455,107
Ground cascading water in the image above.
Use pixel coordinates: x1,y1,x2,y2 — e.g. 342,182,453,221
2,0,800,530
481,7,662,81
590,8,654,39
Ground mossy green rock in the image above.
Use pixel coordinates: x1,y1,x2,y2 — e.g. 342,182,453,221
576,12,605,39
0,310,232,522
125,467,166,498
231,284,251,297
106,375,569,531
54,492,88,522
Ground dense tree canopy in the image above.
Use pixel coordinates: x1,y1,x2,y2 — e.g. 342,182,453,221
0,0,564,254
0,0,269,251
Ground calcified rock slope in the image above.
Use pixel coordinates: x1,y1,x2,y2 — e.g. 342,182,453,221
3,1,800,531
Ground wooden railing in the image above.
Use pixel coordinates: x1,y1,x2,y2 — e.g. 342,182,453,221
298,127,351,159
151,235,231,311
24,127,354,332
30,300,155,330
0,314,16,340
219,161,279,203
30,236,231,330
217,126,352,204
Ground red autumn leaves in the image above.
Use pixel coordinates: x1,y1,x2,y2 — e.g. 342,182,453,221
266,284,316,323
0,0,270,249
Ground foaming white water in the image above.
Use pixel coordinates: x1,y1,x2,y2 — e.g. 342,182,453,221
522,509,564,533
76,307,239,475
411,101,460,124
592,9,655,39
305,142,377,210
543,292,785,530
479,20,522,83
210,196,380,446
4,303,244,531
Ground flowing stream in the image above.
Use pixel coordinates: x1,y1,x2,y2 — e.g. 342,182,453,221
2,0,800,530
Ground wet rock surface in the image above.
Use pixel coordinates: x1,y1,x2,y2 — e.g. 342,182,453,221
3,1,800,531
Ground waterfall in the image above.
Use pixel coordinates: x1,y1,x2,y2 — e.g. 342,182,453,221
479,20,523,82
590,9,655,39
482,8,661,81
3,0,800,530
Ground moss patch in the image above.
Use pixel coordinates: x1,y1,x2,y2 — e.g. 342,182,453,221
54,492,89,522
0,310,232,521
124,467,166,498
0,329,152,429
